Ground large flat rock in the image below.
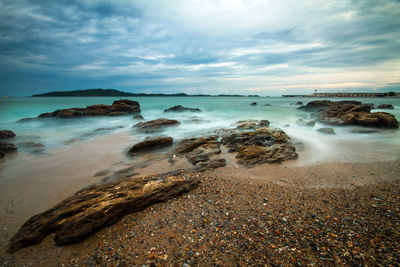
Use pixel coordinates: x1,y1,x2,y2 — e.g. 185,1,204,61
37,99,141,118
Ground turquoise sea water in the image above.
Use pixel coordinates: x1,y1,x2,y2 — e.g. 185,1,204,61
0,96,400,163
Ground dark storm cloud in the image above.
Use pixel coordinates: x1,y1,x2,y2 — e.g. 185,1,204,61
0,0,399,96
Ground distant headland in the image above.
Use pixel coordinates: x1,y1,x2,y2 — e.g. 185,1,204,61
283,91,399,98
32,89,259,97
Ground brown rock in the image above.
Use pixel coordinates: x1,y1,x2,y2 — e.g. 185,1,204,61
7,171,200,253
133,119,180,133
221,127,298,166
0,130,16,139
301,100,399,129
174,136,218,154
127,137,173,155
37,99,140,118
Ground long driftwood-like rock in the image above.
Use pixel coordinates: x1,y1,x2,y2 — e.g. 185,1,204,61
37,99,140,118
8,172,199,253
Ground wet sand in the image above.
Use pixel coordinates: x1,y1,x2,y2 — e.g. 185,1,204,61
0,132,400,265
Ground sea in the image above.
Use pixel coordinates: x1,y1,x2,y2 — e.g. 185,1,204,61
1,96,400,166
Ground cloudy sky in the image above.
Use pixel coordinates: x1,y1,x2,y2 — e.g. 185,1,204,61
0,0,399,96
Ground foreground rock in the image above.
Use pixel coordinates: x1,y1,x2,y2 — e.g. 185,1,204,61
0,142,17,158
164,105,201,113
133,119,180,133
38,99,141,118
8,159,228,253
300,100,399,129
127,137,173,155
0,130,16,139
8,171,199,253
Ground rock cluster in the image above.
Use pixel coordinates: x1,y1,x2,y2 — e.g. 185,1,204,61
164,105,201,112
133,119,180,133
38,99,141,118
221,126,298,166
299,100,399,129
173,120,297,168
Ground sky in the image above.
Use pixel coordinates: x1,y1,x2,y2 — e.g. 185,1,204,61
0,0,400,96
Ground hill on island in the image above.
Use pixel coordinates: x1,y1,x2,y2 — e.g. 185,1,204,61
32,89,259,97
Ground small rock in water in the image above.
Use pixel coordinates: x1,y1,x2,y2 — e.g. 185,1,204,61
376,104,394,109
250,102,257,106
317,128,335,135
0,130,16,139
296,119,315,127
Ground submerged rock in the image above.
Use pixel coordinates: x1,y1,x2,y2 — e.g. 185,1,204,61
94,170,111,177
351,129,380,134
37,99,141,118
296,119,316,127
95,126,124,132
133,119,180,133
376,104,394,109
132,114,145,120
317,128,335,135
164,105,201,112
17,141,45,153
291,101,303,105
250,102,257,106
0,130,16,139
127,137,173,155
0,142,17,158
300,100,399,129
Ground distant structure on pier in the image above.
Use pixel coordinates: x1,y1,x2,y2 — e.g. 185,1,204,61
283,91,398,98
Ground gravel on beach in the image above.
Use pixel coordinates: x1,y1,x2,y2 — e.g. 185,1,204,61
3,161,400,266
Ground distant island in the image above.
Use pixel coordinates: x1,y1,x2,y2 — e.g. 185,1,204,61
283,91,399,98
32,89,260,97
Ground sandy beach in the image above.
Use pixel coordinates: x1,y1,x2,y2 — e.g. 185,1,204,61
1,141,399,266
